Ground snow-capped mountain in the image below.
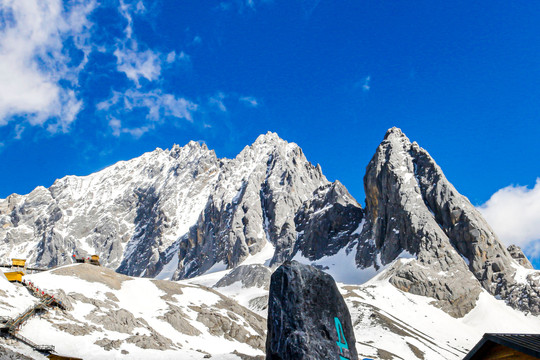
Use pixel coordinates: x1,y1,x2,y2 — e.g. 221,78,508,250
0,128,539,359
0,132,354,280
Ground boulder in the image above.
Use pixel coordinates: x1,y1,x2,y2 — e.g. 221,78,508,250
266,261,358,360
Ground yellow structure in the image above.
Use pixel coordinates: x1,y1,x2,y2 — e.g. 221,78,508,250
4,271,24,282
89,255,100,266
11,258,26,268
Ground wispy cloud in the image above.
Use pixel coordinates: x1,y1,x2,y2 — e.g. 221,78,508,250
114,47,162,85
361,75,371,92
97,89,198,137
0,0,95,133
217,0,271,13
239,96,259,107
478,179,540,260
192,36,202,46
113,0,164,86
301,0,322,18
209,92,228,112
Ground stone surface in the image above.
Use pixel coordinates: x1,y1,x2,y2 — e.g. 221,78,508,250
1,128,538,323
293,181,363,260
175,133,328,279
0,345,33,360
266,261,358,360
507,245,533,269
214,264,271,289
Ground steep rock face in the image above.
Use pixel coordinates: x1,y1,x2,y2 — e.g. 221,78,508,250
266,261,358,360
2,133,352,281
0,142,220,277
357,127,539,316
293,181,363,260
174,133,328,279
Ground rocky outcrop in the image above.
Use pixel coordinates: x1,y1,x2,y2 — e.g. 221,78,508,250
507,245,533,269
21,263,267,358
214,264,272,289
174,133,327,279
0,345,34,360
1,127,537,319
266,261,358,360
356,127,539,316
293,181,363,260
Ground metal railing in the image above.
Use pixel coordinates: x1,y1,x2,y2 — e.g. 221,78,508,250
4,278,62,354
12,332,54,352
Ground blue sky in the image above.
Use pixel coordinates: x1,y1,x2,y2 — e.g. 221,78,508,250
0,0,539,266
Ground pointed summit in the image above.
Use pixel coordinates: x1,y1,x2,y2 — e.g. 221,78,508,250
253,131,285,146
356,128,539,316
383,126,407,140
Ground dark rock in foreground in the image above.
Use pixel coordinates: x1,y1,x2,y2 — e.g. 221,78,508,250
266,261,358,360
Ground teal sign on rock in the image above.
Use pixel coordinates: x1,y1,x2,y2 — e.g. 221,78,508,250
334,316,374,360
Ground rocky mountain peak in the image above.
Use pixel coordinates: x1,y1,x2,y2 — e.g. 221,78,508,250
168,140,214,161
253,131,283,145
356,127,539,316
383,126,407,140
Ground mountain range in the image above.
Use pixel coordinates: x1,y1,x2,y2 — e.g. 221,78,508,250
0,128,538,359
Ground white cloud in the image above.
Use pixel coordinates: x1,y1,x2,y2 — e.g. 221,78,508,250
113,0,164,86
166,51,176,64
209,92,227,112
114,1,189,87
0,0,95,132
478,179,540,259
114,47,162,85
97,89,198,137
239,96,259,107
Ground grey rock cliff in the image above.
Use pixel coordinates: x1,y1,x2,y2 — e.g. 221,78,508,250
174,133,328,279
356,127,539,316
266,261,358,360
293,181,363,260
507,245,533,269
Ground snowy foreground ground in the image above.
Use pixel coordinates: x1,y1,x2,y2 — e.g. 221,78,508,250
1,255,539,359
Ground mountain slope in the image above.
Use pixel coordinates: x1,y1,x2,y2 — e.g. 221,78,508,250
1,264,265,359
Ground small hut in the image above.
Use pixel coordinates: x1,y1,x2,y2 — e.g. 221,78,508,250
11,258,26,269
463,333,540,360
72,254,100,266
4,271,25,282
89,255,100,266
